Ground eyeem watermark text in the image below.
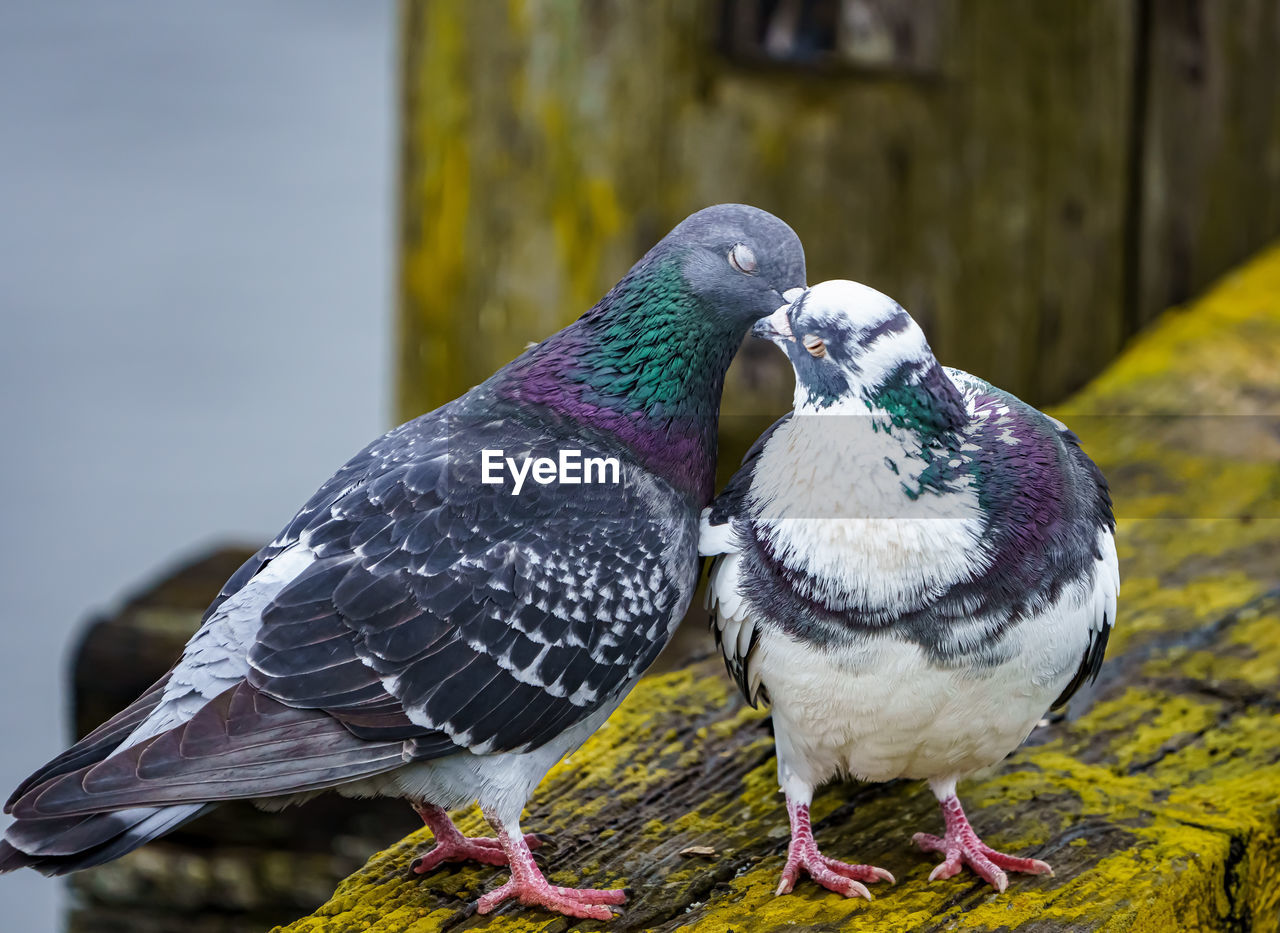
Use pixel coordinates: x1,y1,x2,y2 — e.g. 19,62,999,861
481,449,621,495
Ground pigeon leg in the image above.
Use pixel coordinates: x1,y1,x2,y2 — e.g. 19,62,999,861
474,808,627,921
913,787,1053,892
410,802,547,875
776,794,895,898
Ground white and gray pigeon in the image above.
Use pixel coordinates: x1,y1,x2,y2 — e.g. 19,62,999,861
1,204,807,921
700,280,1118,898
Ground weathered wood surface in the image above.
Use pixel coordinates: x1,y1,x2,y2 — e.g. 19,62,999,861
275,244,1280,930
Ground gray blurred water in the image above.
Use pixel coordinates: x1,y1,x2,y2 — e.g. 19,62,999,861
0,3,394,929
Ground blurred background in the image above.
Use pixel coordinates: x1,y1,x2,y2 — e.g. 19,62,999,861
1,1,1277,931
0,2,395,930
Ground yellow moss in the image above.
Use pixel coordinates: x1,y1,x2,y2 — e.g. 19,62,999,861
1118,519,1279,575
1150,604,1280,691
1062,241,1280,416
1075,688,1222,772
1106,570,1266,656
1158,712,1280,811
1219,606,1280,683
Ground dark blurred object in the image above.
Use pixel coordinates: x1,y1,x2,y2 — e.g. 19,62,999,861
66,548,418,933
720,0,941,73
397,0,1280,479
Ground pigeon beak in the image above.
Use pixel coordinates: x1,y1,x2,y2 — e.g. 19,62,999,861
751,301,798,343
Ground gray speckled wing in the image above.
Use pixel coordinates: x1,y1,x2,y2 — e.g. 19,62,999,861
10,406,696,817
248,412,695,756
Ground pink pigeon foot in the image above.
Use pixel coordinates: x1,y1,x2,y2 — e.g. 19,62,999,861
474,810,626,921
410,802,547,875
776,796,895,899
913,794,1053,892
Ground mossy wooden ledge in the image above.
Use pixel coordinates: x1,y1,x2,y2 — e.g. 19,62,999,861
276,244,1280,932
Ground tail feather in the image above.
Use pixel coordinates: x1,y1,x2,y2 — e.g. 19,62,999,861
15,681,406,819
3,679,414,875
5,807,155,856
0,803,208,876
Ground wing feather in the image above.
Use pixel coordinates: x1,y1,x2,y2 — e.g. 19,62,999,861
5,673,172,812
1052,528,1119,709
243,416,695,758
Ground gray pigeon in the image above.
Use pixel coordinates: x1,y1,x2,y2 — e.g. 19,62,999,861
701,279,1117,897
2,204,806,921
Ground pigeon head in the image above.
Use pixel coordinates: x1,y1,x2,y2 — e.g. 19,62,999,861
660,203,808,329
754,280,967,431
753,279,930,404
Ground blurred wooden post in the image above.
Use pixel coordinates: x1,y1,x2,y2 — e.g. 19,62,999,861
395,0,1280,459
1135,0,1280,327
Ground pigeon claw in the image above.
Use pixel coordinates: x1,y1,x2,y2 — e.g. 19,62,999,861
777,847,894,899
914,794,1053,892
472,810,626,921
411,832,546,874
410,801,547,875
776,798,893,900
476,877,626,921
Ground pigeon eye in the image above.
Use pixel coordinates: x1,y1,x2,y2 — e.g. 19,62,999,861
728,243,757,275
802,334,827,359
